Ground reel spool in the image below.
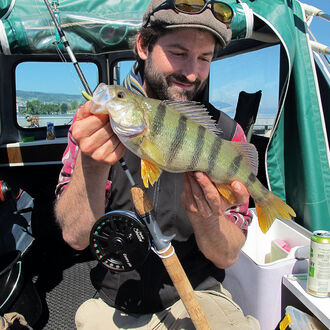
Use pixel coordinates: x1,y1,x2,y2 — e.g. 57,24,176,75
90,210,151,272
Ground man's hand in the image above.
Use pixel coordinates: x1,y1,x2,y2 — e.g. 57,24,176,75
72,101,126,164
181,172,249,219
181,171,249,268
55,101,126,250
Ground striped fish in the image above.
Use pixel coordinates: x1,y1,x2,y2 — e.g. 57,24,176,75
90,83,296,233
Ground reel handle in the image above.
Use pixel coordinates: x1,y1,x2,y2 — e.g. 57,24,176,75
130,185,153,214
130,185,212,330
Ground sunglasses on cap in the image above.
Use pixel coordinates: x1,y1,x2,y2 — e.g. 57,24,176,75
144,0,234,28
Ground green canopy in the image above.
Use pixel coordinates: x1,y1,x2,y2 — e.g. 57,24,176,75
0,0,253,54
246,0,330,231
0,0,148,54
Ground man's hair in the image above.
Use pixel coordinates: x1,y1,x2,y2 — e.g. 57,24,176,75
133,26,220,64
133,26,167,58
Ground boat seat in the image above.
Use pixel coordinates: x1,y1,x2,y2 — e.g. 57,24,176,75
234,90,262,142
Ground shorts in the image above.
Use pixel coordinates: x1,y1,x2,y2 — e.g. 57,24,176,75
75,286,260,329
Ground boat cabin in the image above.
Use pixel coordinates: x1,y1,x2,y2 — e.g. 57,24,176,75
0,0,329,329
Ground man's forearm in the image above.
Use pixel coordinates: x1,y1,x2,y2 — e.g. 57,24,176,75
191,214,246,269
55,151,111,250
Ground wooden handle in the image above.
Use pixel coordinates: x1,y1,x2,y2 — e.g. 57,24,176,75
130,185,153,215
130,185,211,329
160,245,212,330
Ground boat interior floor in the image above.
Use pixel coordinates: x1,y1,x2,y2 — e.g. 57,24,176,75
22,237,99,329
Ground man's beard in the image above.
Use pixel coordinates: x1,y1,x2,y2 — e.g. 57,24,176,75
143,58,206,101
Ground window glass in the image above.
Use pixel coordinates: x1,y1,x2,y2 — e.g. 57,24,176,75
209,45,280,137
16,62,98,128
114,60,135,86
115,47,280,139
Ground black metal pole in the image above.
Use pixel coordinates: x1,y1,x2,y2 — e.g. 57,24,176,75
43,0,92,96
43,0,136,185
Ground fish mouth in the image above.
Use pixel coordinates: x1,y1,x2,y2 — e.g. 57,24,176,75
110,118,145,138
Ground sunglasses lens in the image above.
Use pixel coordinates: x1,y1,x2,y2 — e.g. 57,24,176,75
213,2,233,23
173,0,233,25
174,0,205,13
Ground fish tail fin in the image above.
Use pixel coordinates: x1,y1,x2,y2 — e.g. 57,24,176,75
255,192,296,233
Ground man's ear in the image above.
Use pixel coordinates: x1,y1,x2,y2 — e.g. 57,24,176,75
136,33,148,60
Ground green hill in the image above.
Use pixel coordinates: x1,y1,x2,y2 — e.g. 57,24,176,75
16,90,84,104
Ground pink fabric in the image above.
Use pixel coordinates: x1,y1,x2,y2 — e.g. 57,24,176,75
55,116,252,230
225,123,252,230
55,113,112,200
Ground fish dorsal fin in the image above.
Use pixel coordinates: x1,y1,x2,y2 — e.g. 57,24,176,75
233,142,259,176
163,100,221,135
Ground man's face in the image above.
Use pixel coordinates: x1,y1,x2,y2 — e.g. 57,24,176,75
139,28,215,101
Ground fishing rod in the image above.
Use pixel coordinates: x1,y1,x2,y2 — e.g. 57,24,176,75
43,1,211,328
43,0,135,185
43,0,91,95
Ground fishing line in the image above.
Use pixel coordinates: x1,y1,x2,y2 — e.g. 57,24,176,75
44,0,91,95
35,0,89,96
43,0,136,184
54,41,67,62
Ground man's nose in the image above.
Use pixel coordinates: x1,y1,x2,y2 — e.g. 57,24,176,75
181,58,198,82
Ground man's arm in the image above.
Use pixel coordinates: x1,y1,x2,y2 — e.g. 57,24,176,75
181,172,248,269
54,102,125,250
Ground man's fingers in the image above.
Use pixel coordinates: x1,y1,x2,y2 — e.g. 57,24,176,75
77,121,113,153
91,137,126,164
230,181,249,205
73,113,111,141
185,172,213,217
181,173,198,212
192,173,249,210
193,172,222,210
76,101,92,120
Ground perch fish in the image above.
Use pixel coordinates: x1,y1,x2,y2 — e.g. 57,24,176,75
90,83,296,233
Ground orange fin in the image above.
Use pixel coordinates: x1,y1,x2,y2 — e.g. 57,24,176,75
141,159,162,188
255,192,296,233
215,184,237,204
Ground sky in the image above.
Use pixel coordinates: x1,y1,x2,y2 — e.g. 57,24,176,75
305,0,330,47
209,0,330,115
16,0,329,111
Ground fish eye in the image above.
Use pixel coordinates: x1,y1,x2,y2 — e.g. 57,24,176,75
117,91,126,98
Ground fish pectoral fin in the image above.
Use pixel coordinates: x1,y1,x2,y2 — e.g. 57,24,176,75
216,184,237,204
141,159,162,188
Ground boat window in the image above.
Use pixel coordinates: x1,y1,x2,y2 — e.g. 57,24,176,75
15,62,98,128
114,60,135,85
209,45,280,137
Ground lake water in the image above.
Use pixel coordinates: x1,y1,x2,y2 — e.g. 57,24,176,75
18,115,74,128
17,114,275,134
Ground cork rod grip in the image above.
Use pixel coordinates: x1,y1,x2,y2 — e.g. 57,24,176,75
160,245,212,330
130,185,211,330
130,185,153,215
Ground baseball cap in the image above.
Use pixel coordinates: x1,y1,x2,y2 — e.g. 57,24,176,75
142,0,232,47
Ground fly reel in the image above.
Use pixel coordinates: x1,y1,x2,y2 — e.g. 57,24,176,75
90,210,151,272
